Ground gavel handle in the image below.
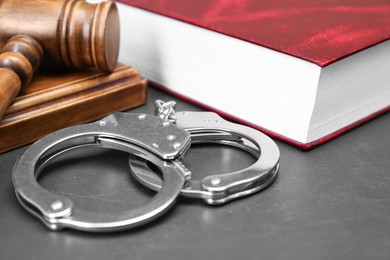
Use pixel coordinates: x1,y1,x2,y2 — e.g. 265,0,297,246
0,35,43,121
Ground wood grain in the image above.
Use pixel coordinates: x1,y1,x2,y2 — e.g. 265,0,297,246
0,64,147,153
2,35,44,72
0,68,21,119
0,0,119,72
0,35,43,120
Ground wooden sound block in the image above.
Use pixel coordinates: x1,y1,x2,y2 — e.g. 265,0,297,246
0,63,147,153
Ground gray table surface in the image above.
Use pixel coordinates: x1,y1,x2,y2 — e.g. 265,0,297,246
1,87,389,260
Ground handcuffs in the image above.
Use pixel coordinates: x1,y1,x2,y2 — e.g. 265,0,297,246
12,100,280,232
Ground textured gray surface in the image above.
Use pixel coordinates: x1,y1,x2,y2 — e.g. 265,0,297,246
1,87,389,260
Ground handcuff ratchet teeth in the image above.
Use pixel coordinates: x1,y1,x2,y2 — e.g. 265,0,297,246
12,100,280,232
130,108,280,205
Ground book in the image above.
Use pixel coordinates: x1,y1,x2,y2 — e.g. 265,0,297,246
116,0,390,149
0,64,146,153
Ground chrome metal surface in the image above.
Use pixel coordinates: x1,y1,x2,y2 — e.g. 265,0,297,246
154,99,177,123
12,112,190,232
13,101,280,232
130,111,280,205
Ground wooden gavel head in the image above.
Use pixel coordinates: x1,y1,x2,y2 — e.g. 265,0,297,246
0,0,120,72
0,0,120,120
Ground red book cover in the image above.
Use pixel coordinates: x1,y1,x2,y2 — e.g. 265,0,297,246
117,0,390,67
117,0,390,149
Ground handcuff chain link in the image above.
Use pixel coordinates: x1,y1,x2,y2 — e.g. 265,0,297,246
154,100,177,123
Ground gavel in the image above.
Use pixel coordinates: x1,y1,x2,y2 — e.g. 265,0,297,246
0,0,120,120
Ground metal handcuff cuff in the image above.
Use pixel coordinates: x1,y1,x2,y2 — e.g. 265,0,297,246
12,100,280,232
